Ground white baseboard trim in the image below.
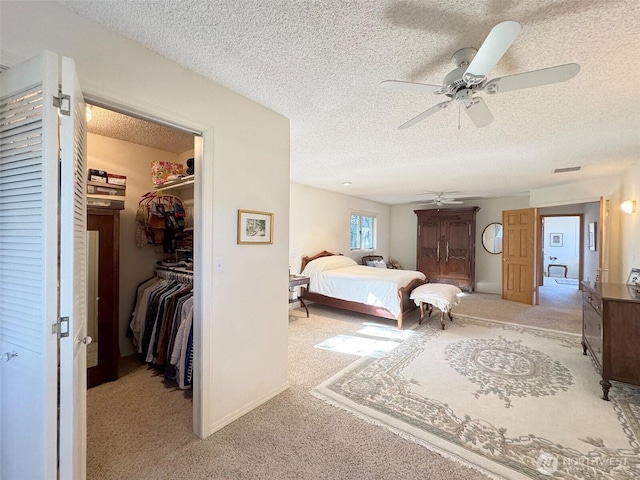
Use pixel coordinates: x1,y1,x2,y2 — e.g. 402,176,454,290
208,382,290,435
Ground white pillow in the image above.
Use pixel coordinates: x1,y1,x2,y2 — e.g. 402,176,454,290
366,259,386,268
302,255,357,275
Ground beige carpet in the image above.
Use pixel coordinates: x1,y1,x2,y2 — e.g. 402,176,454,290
87,292,581,479
454,287,582,334
313,316,640,479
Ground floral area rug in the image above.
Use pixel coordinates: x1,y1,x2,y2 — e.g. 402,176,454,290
312,316,640,479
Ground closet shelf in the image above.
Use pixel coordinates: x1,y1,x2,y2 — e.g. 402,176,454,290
155,175,194,192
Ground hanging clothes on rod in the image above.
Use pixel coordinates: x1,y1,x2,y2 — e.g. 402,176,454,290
129,265,194,389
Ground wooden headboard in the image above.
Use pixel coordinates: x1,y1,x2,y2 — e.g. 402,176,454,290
300,250,340,271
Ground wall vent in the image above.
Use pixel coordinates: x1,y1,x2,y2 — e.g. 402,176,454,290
553,166,581,173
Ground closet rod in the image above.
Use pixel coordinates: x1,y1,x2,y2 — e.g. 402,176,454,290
155,266,193,283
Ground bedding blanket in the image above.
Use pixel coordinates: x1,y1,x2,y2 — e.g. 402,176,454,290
302,256,425,318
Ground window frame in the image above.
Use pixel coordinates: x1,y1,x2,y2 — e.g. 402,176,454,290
350,211,377,251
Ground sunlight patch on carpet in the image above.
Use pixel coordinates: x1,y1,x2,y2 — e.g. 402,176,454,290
357,323,415,341
314,334,401,358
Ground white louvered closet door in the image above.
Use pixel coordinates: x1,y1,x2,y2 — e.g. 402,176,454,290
0,51,87,480
0,51,60,480
58,55,88,480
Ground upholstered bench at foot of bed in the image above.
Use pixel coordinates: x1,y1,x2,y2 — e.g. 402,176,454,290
410,284,463,330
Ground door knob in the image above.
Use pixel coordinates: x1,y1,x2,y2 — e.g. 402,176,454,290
1,351,18,362
80,336,93,345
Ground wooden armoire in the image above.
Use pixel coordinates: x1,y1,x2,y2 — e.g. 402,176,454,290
415,207,480,292
87,207,121,388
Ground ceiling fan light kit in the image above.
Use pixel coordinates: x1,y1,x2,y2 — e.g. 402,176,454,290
382,20,580,129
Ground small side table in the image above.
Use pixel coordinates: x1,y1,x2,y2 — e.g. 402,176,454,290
289,275,310,317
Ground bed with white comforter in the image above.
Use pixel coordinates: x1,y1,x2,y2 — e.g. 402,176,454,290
300,253,426,329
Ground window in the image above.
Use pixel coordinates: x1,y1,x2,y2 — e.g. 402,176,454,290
350,212,376,250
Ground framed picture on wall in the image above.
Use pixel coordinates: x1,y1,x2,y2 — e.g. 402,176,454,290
550,233,563,247
237,209,274,244
588,222,597,251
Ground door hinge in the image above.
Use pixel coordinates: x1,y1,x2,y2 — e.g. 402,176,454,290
53,93,71,116
53,317,70,337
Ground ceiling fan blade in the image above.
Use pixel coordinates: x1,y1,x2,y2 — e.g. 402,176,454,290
398,100,452,130
465,97,494,128
380,80,443,94
464,21,522,84
483,63,580,94
443,200,463,204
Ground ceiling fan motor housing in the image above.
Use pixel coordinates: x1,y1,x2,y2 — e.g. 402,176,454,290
442,64,484,97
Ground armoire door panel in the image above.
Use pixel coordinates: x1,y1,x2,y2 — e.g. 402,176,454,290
418,221,441,275
443,219,471,277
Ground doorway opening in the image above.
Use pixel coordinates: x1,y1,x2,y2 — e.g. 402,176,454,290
83,101,201,464
538,214,582,313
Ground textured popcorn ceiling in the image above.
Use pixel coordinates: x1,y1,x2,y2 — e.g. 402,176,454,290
61,0,640,204
87,105,194,154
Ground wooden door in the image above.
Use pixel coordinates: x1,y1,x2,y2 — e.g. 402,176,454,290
87,209,120,388
417,218,441,277
502,208,538,304
442,216,471,279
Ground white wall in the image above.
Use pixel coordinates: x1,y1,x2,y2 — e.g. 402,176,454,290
620,161,640,283
2,1,290,438
542,216,580,278
530,176,620,206
290,183,390,272
87,133,185,356
474,197,531,293
390,196,530,294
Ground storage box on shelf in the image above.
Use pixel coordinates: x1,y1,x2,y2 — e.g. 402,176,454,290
87,174,126,210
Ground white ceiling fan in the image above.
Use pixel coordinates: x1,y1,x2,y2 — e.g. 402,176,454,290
417,192,464,207
381,21,580,129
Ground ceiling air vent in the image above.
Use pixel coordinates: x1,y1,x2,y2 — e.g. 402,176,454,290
553,166,581,174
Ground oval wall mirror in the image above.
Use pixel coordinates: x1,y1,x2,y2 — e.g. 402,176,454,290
482,222,503,254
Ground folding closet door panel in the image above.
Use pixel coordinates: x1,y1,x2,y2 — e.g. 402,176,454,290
0,51,60,480
58,55,88,480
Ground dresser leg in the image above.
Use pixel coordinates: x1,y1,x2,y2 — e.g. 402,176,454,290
581,340,587,355
600,379,611,401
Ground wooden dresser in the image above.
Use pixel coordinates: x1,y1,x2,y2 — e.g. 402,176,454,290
415,207,479,292
581,281,640,400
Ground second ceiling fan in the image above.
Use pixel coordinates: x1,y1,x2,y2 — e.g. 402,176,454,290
418,192,464,207
381,21,580,129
